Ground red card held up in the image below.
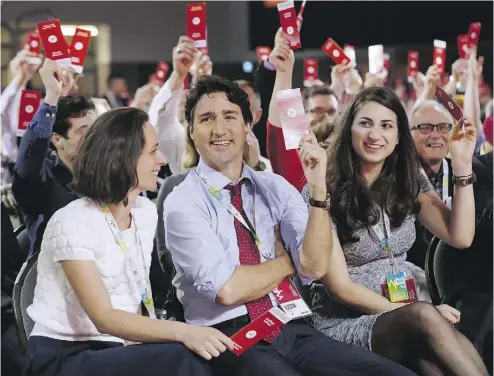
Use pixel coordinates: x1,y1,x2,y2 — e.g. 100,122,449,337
457,34,470,59
303,58,318,85
277,1,301,50
25,30,42,65
69,28,92,73
433,39,447,74
468,22,481,48
230,307,290,356
187,3,207,48
276,88,310,150
407,51,419,80
435,85,463,122
18,90,42,137
256,46,272,63
154,61,169,85
322,38,351,66
37,19,71,67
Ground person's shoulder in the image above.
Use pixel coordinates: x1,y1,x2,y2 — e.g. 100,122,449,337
163,170,204,212
45,198,102,245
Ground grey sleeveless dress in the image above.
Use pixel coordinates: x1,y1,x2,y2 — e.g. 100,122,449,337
301,174,434,351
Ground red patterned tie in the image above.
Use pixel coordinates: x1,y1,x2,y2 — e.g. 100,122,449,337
226,180,280,343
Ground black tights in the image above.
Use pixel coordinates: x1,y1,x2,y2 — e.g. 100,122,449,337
372,302,489,376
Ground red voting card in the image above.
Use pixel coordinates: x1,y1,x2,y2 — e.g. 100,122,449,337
457,34,470,59
37,19,71,67
69,28,92,73
154,61,169,85
435,85,463,122
343,44,356,64
25,30,42,65
304,58,318,83
276,88,310,150
230,307,290,356
408,51,419,79
277,1,301,50
187,3,207,48
273,278,312,319
256,46,272,63
468,22,481,48
322,38,351,66
18,90,41,137
433,40,447,74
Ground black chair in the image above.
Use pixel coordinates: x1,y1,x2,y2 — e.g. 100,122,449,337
154,172,189,322
15,224,30,262
12,252,38,350
424,236,441,305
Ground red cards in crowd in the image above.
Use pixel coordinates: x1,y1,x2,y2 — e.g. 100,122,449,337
382,53,390,80
435,85,463,122
407,51,419,80
343,44,356,64
276,88,310,150
457,34,470,59
154,61,169,85
37,19,71,67
433,39,447,73
17,90,41,137
368,44,384,75
303,58,318,84
187,3,207,48
256,46,271,63
230,307,290,356
69,28,92,73
322,38,351,66
277,1,301,50
468,22,481,48
25,30,42,65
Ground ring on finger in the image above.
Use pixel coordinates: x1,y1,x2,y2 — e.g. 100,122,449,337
176,46,181,54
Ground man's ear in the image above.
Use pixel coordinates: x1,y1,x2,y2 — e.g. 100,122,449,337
51,132,63,149
252,108,263,127
189,125,195,142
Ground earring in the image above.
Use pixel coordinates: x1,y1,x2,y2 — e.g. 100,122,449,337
396,139,399,145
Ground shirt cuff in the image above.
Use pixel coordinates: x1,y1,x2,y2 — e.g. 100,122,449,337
263,59,277,72
30,102,58,138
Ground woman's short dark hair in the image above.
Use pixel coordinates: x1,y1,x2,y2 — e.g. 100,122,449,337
184,75,253,127
327,87,422,245
72,107,148,206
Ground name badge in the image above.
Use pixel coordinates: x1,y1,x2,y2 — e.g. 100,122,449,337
273,278,312,319
385,272,409,303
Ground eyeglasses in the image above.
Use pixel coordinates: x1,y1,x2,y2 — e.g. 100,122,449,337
411,123,452,135
309,107,337,117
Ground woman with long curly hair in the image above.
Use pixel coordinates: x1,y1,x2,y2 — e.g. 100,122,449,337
302,86,488,375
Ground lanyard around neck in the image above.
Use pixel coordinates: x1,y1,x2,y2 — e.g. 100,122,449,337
100,203,156,319
368,207,396,274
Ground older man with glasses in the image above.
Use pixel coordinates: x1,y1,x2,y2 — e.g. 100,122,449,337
408,99,456,269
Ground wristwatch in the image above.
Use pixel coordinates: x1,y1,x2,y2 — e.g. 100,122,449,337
309,197,329,210
451,173,477,186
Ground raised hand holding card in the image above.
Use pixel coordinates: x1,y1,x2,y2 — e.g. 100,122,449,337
303,58,318,86
25,31,42,65
407,51,419,82
277,1,301,50
468,22,481,48
435,85,463,122
154,61,169,85
69,28,92,73
343,44,356,64
187,3,207,48
457,34,470,59
256,46,272,63
433,39,447,73
322,38,351,66
18,90,42,137
37,19,71,67
276,88,310,150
